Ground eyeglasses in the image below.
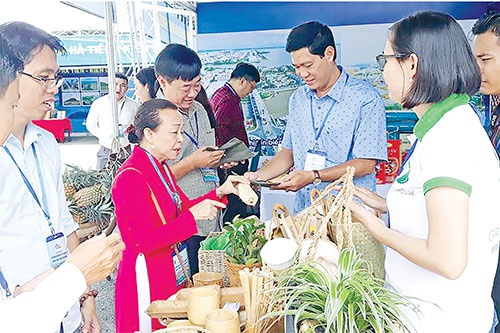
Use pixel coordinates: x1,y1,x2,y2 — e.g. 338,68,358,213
21,71,64,89
375,53,409,71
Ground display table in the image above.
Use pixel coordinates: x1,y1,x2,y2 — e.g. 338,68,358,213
32,118,72,142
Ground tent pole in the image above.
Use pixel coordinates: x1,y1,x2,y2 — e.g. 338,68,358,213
104,1,120,153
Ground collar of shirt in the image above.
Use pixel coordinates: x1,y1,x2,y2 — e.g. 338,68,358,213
224,82,241,101
413,93,470,141
5,122,42,151
306,65,348,102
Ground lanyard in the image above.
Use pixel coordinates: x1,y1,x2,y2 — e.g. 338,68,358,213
388,139,418,229
3,145,55,234
0,267,11,298
397,139,418,176
143,148,182,215
310,95,336,146
184,112,199,148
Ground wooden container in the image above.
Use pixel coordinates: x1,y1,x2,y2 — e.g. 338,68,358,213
198,232,230,287
187,287,220,326
193,272,223,287
205,309,240,333
225,261,262,287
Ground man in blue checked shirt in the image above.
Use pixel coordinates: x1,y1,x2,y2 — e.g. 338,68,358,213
246,21,387,213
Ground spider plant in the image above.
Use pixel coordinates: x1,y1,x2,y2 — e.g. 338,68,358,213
262,248,418,333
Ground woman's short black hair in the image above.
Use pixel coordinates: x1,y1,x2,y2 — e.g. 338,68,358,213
128,99,178,144
0,21,66,64
0,35,23,98
230,62,260,83
135,66,158,99
390,11,480,109
286,21,337,61
154,44,201,83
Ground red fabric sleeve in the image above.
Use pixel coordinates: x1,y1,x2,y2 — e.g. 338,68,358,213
112,169,198,255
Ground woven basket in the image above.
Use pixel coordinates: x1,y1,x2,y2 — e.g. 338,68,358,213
198,232,230,287
225,260,262,287
351,221,386,279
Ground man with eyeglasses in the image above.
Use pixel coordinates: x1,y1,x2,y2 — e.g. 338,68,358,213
86,72,137,170
246,21,387,213
210,62,260,222
0,22,100,333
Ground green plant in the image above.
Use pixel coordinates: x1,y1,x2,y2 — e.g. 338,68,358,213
263,249,418,333
200,232,232,251
224,215,266,265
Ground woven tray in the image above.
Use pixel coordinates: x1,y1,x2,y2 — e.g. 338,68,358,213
198,232,230,287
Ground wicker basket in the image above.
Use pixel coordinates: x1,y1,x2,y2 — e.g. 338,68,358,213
351,221,386,279
198,232,230,287
225,260,262,287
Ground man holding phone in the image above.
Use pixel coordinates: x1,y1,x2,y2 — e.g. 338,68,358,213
155,44,225,274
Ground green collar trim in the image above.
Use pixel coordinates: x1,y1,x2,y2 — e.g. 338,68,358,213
413,94,470,140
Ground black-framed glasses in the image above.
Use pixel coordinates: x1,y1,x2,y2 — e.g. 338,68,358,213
375,53,409,71
21,71,64,89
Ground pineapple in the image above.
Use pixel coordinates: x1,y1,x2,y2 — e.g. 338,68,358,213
64,182,77,198
63,163,118,239
72,212,86,224
73,184,105,207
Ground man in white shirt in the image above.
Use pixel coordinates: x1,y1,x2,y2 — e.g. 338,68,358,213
86,72,138,169
0,22,99,333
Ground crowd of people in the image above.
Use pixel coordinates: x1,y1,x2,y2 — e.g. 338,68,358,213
1,7,500,333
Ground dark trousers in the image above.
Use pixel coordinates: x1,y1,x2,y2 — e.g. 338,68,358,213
184,235,206,275
217,162,259,224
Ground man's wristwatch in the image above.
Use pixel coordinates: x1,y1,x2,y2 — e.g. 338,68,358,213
312,170,322,185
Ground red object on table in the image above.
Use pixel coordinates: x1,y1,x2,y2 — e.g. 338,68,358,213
32,118,72,142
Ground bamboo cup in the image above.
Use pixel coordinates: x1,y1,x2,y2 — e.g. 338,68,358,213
205,309,240,333
187,287,220,326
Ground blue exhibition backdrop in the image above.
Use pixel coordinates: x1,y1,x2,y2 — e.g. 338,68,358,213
62,1,493,135
197,2,489,34
196,1,491,155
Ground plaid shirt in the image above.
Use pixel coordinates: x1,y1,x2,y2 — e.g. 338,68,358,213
210,83,249,146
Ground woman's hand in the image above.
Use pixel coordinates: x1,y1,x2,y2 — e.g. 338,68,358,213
189,199,226,221
216,175,250,197
349,201,385,229
334,185,387,213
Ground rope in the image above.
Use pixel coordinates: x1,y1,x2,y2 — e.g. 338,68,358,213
303,166,356,261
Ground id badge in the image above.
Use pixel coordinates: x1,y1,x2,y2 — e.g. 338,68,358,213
46,232,68,269
304,150,326,171
201,167,218,182
171,243,190,287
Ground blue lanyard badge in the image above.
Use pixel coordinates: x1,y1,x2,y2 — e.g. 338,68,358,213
304,97,334,171
184,112,199,148
3,145,68,268
0,267,11,298
3,145,55,234
144,149,182,215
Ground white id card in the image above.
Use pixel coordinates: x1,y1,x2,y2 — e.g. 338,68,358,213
304,150,326,171
46,232,68,269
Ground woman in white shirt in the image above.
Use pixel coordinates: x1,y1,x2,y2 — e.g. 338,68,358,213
0,34,124,333
346,11,500,332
